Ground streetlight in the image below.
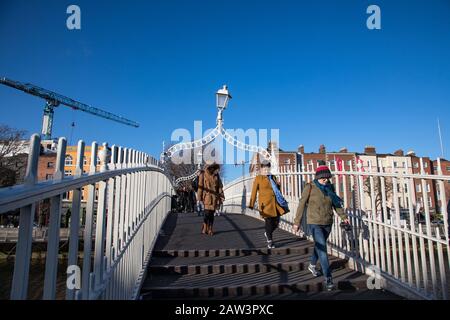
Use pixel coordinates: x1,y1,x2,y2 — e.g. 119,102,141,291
216,85,231,125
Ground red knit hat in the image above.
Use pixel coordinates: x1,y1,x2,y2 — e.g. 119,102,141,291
315,160,332,179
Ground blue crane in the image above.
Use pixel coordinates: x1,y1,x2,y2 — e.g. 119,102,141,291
0,77,139,140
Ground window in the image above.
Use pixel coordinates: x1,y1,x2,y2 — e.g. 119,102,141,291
393,161,398,168
404,184,408,192
397,183,401,193
347,160,352,166
65,155,73,166
446,166,450,171
424,162,428,168
413,162,419,169
64,170,72,176
426,184,431,193
45,174,53,180
428,197,432,208
437,191,441,200
416,184,421,193
308,160,313,165
83,156,88,166
47,162,54,168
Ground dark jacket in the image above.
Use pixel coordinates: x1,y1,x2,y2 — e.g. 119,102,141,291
294,182,347,226
249,175,288,218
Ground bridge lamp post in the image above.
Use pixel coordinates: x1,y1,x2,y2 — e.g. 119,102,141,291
216,85,231,126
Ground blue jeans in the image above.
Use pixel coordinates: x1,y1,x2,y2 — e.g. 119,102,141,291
309,224,332,278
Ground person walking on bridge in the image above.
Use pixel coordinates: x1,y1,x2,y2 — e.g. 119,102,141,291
293,161,350,291
197,163,224,235
249,161,289,249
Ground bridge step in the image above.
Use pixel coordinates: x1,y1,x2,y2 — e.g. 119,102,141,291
148,251,344,275
140,267,369,299
152,246,311,258
141,213,401,300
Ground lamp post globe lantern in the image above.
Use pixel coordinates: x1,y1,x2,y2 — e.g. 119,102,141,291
216,85,231,125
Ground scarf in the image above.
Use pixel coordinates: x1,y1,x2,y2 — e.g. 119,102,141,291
313,179,343,208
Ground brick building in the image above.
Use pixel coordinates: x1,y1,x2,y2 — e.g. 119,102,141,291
432,158,450,214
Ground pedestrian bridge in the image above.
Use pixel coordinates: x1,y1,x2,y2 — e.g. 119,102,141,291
0,134,449,300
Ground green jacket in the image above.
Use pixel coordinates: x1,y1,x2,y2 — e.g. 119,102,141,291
294,182,347,226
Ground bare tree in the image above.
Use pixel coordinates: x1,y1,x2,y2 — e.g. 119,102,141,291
0,124,28,187
0,124,28,226
363,176,393,216
162,145,226,190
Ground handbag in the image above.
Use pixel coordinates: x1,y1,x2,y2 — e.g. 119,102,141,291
268,175,290,213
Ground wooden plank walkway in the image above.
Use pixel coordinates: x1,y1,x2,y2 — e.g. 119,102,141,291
140,212,403,300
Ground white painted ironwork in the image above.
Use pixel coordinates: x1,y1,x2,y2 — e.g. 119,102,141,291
0,134,174,300
162,85,278,185
222,163,450,300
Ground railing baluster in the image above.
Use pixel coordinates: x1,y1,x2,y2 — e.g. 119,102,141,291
418,224,429,296
369,163,380,268
66,140,85,300
10,134,40,300
435,228,448,299
82,141,98,300
436,159,450,271
93,143,109,294
419,158,437,297
43,137,66,300
105,145,117,299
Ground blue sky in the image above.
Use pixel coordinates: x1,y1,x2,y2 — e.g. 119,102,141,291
0,0,449,181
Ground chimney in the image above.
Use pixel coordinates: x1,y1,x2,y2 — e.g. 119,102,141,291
298,145,305,154
364,146,376,155
394,149,404,156
339,147,348,153
407,150,416,157
319,144,326,154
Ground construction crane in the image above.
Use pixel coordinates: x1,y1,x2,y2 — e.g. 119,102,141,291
0,77,139,140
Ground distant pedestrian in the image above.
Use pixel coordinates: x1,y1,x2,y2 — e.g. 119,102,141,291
197,163,224,235
193,170,204,216
248,161,289,249
293,160,350,291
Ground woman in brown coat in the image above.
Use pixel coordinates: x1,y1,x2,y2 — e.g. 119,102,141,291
197,163,224,235
248,162,288,248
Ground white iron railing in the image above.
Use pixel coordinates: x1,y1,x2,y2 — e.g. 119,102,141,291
223,164,450,300
0,134,174,300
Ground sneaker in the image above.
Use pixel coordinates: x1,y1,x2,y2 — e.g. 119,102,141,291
325,277,335,291
308,264,320,277
267,240,275,249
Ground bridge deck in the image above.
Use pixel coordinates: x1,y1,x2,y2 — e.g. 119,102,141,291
141,212,403,300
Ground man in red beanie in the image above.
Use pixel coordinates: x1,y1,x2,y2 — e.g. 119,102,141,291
293,160,349,291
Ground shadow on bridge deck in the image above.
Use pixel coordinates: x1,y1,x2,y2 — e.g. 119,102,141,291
140,212,404,300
